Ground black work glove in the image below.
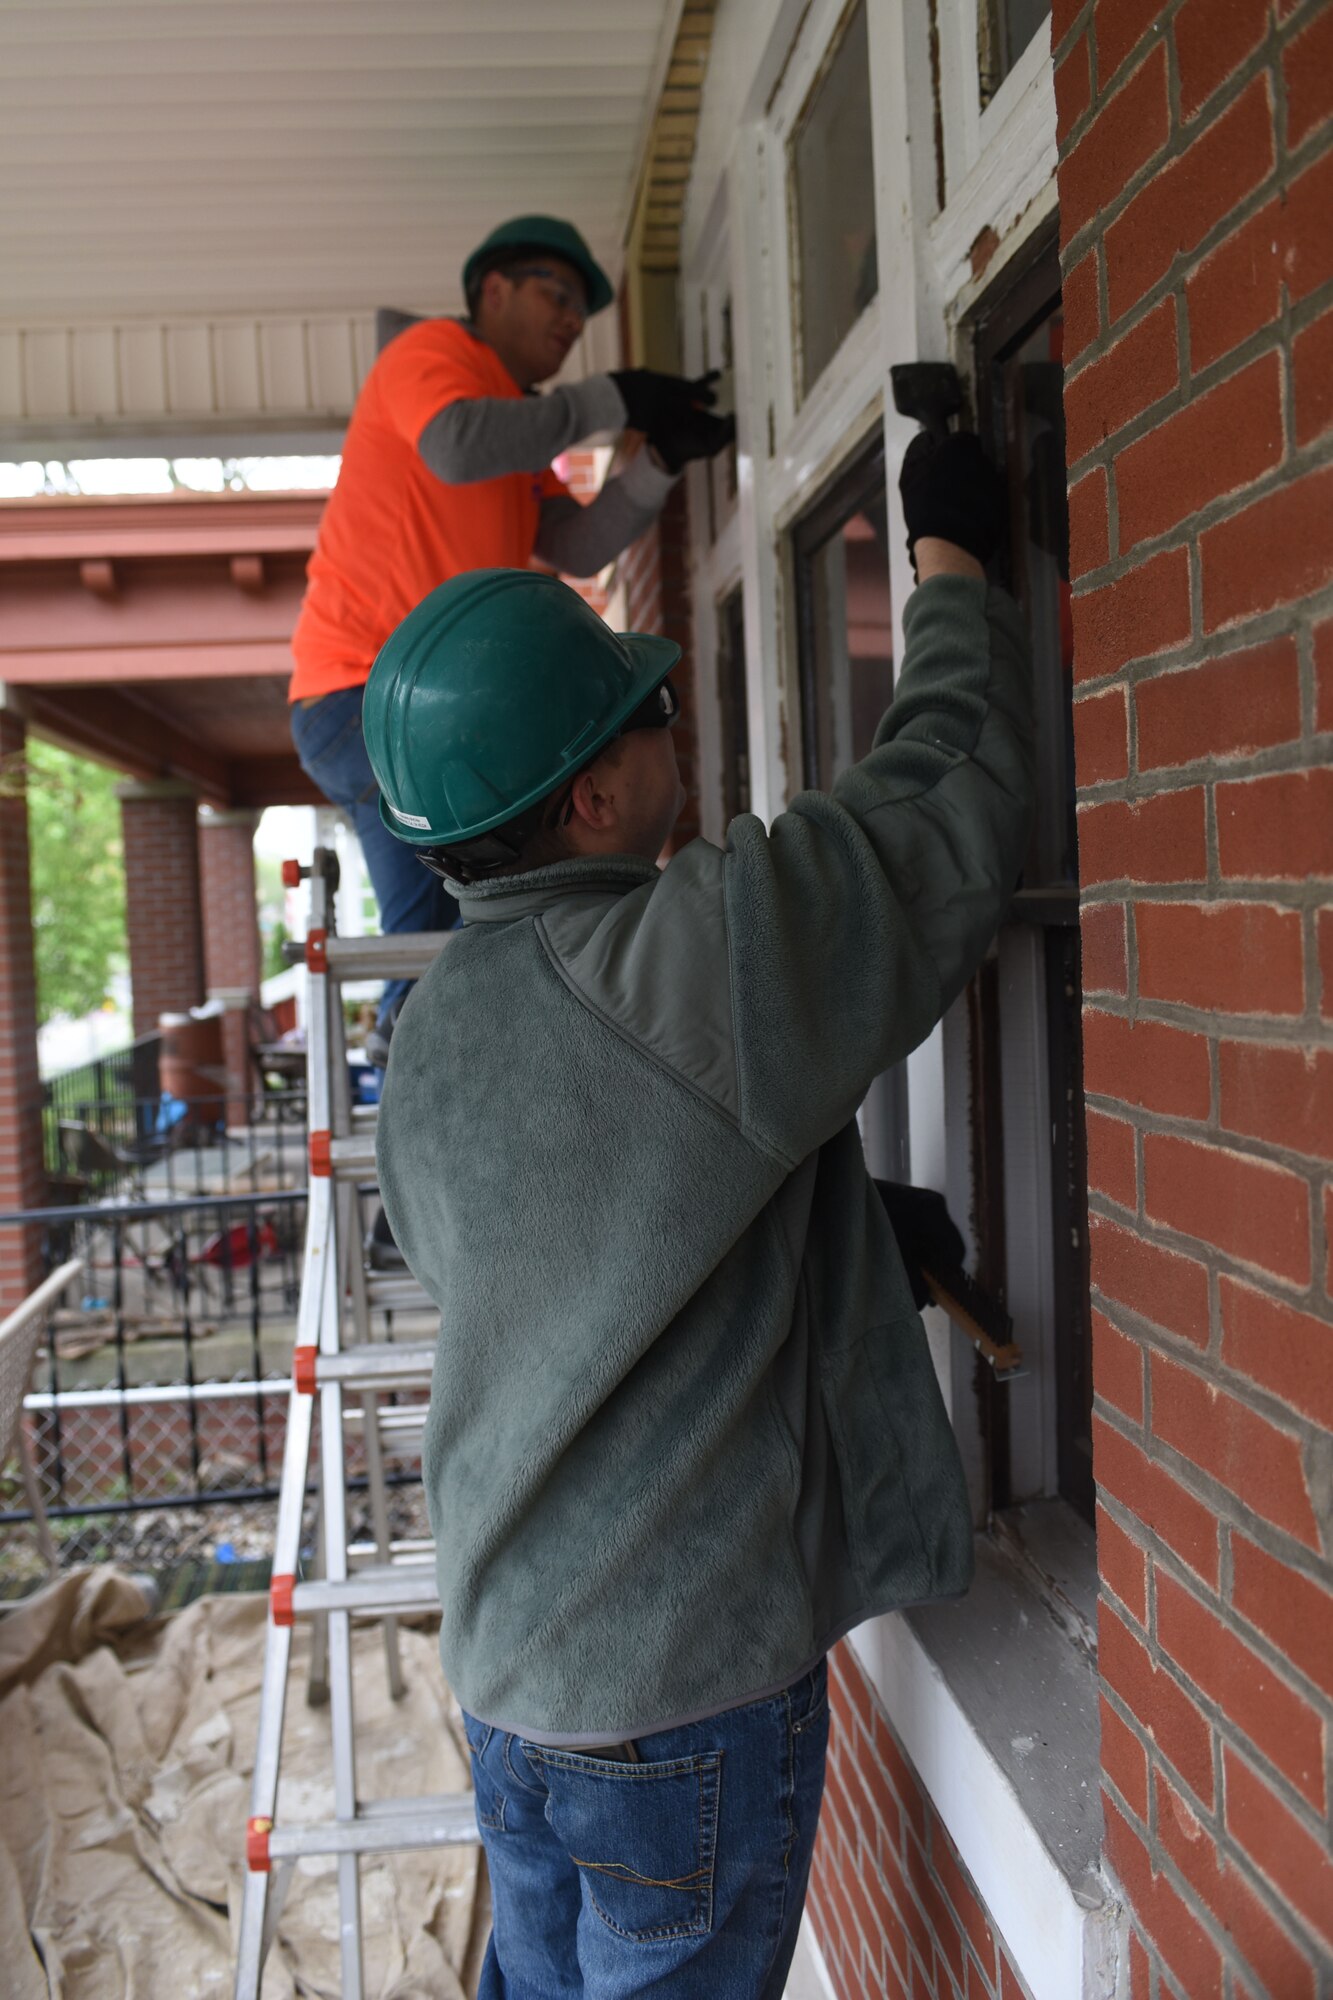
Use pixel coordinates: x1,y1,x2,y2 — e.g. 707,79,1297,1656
609,367,720,437
651,407,736,475
875,1179,967,1313
899,430,1006,573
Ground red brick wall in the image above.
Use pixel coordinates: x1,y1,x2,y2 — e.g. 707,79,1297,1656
0,711,48,1302
810,1642,1031,2000
119,785,206,1036
1056,0,1333,1990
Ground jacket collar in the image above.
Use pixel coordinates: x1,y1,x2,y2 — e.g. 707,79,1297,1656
453,854,660,924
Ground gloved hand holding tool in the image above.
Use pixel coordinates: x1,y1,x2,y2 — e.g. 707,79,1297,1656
899,428,1006,576
610,366,736,473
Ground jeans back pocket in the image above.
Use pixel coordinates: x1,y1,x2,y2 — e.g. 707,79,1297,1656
528,1747,721,1943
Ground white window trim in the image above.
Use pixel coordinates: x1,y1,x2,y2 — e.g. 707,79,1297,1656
932,4,1060,308
849,1605,1120,2000
679,6,1113,1985
682,204,746,847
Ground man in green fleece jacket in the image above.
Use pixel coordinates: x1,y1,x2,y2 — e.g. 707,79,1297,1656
365,431,1032,1999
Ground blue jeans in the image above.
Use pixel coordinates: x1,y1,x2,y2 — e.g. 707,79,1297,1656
461,1661,828,1999
289,685,459,1026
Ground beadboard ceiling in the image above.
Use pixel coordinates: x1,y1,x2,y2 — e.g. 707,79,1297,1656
0,0,683,451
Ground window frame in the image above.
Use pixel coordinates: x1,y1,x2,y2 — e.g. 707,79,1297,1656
677,6,1100,1986
969,234,1094,1523
763,0,888,504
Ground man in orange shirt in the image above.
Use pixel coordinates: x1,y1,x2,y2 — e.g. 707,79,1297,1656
290,215,730,1056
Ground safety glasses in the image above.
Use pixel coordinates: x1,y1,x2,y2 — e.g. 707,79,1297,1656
507,264,589,325
616,677,680,735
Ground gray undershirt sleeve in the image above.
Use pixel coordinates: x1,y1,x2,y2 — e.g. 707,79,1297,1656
533,450,677,577
418,375,628,484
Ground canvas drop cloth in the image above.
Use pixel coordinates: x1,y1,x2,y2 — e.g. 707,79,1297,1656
0,1568,484,1998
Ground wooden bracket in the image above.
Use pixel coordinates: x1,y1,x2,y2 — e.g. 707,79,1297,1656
230,554,266,594
79,558,118,600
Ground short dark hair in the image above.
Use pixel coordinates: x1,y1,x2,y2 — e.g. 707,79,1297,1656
414,738,629,883
463,244,547,319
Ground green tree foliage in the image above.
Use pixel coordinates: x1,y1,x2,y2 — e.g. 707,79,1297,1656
23,740,128,1023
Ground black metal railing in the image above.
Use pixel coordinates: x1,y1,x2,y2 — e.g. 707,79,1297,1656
42,1031,163,1173
0,1186,430,1529
44,1089,309,1200
3,1188,303,1513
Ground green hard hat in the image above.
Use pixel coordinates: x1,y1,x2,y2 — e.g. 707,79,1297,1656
462,215,614,317
364,569,679,848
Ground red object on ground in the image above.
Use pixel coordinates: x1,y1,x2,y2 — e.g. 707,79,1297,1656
196,1219,280,1270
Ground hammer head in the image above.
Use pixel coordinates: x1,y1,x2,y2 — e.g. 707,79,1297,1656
890,362,964,443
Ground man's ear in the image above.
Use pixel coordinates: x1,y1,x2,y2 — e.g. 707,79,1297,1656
568,757,619,832
477,268,510,320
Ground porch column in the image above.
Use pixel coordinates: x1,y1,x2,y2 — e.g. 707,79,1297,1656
117,781,206,1036
198,807,263,1125
0,704,49,1303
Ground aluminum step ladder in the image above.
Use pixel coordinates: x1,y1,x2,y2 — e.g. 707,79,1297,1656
234,850,475,1999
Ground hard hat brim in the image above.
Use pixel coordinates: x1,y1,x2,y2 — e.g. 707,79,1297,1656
377,631,680,848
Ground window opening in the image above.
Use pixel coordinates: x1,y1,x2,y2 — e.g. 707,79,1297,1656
977,0,1051,107
792,439,892,793
973,242,1092,1522
717,587,751,824
789,0,879,400
702,292,739,546
792,438,908,1180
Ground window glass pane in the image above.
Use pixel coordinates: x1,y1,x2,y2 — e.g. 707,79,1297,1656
793,447,906,1180
978,0,1051,106
997,308,1075,888
796,483,892,793
975,267,1092,1523
718,587,750,822
790,1,878,398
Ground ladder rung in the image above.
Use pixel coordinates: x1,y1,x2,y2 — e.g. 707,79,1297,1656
350,1548,434,1571
343,1419,428,1458
290,1569,439,1616
364,1276,433,1311
267,1794,477,1860
328,1135,377,1178
311,1343,435,1384
322,932,454,979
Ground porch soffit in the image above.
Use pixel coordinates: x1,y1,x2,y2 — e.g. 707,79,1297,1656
0,0,684,454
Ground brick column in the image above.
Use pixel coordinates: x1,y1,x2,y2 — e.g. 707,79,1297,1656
1055,1,1333,1992
0,706,49,1303
118,782,206,1037
199,807,262,1123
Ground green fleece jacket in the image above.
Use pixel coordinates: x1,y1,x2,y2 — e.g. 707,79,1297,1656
377,574,1034,1742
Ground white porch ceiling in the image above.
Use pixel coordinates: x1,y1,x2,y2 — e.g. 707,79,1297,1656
0,0,682,451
